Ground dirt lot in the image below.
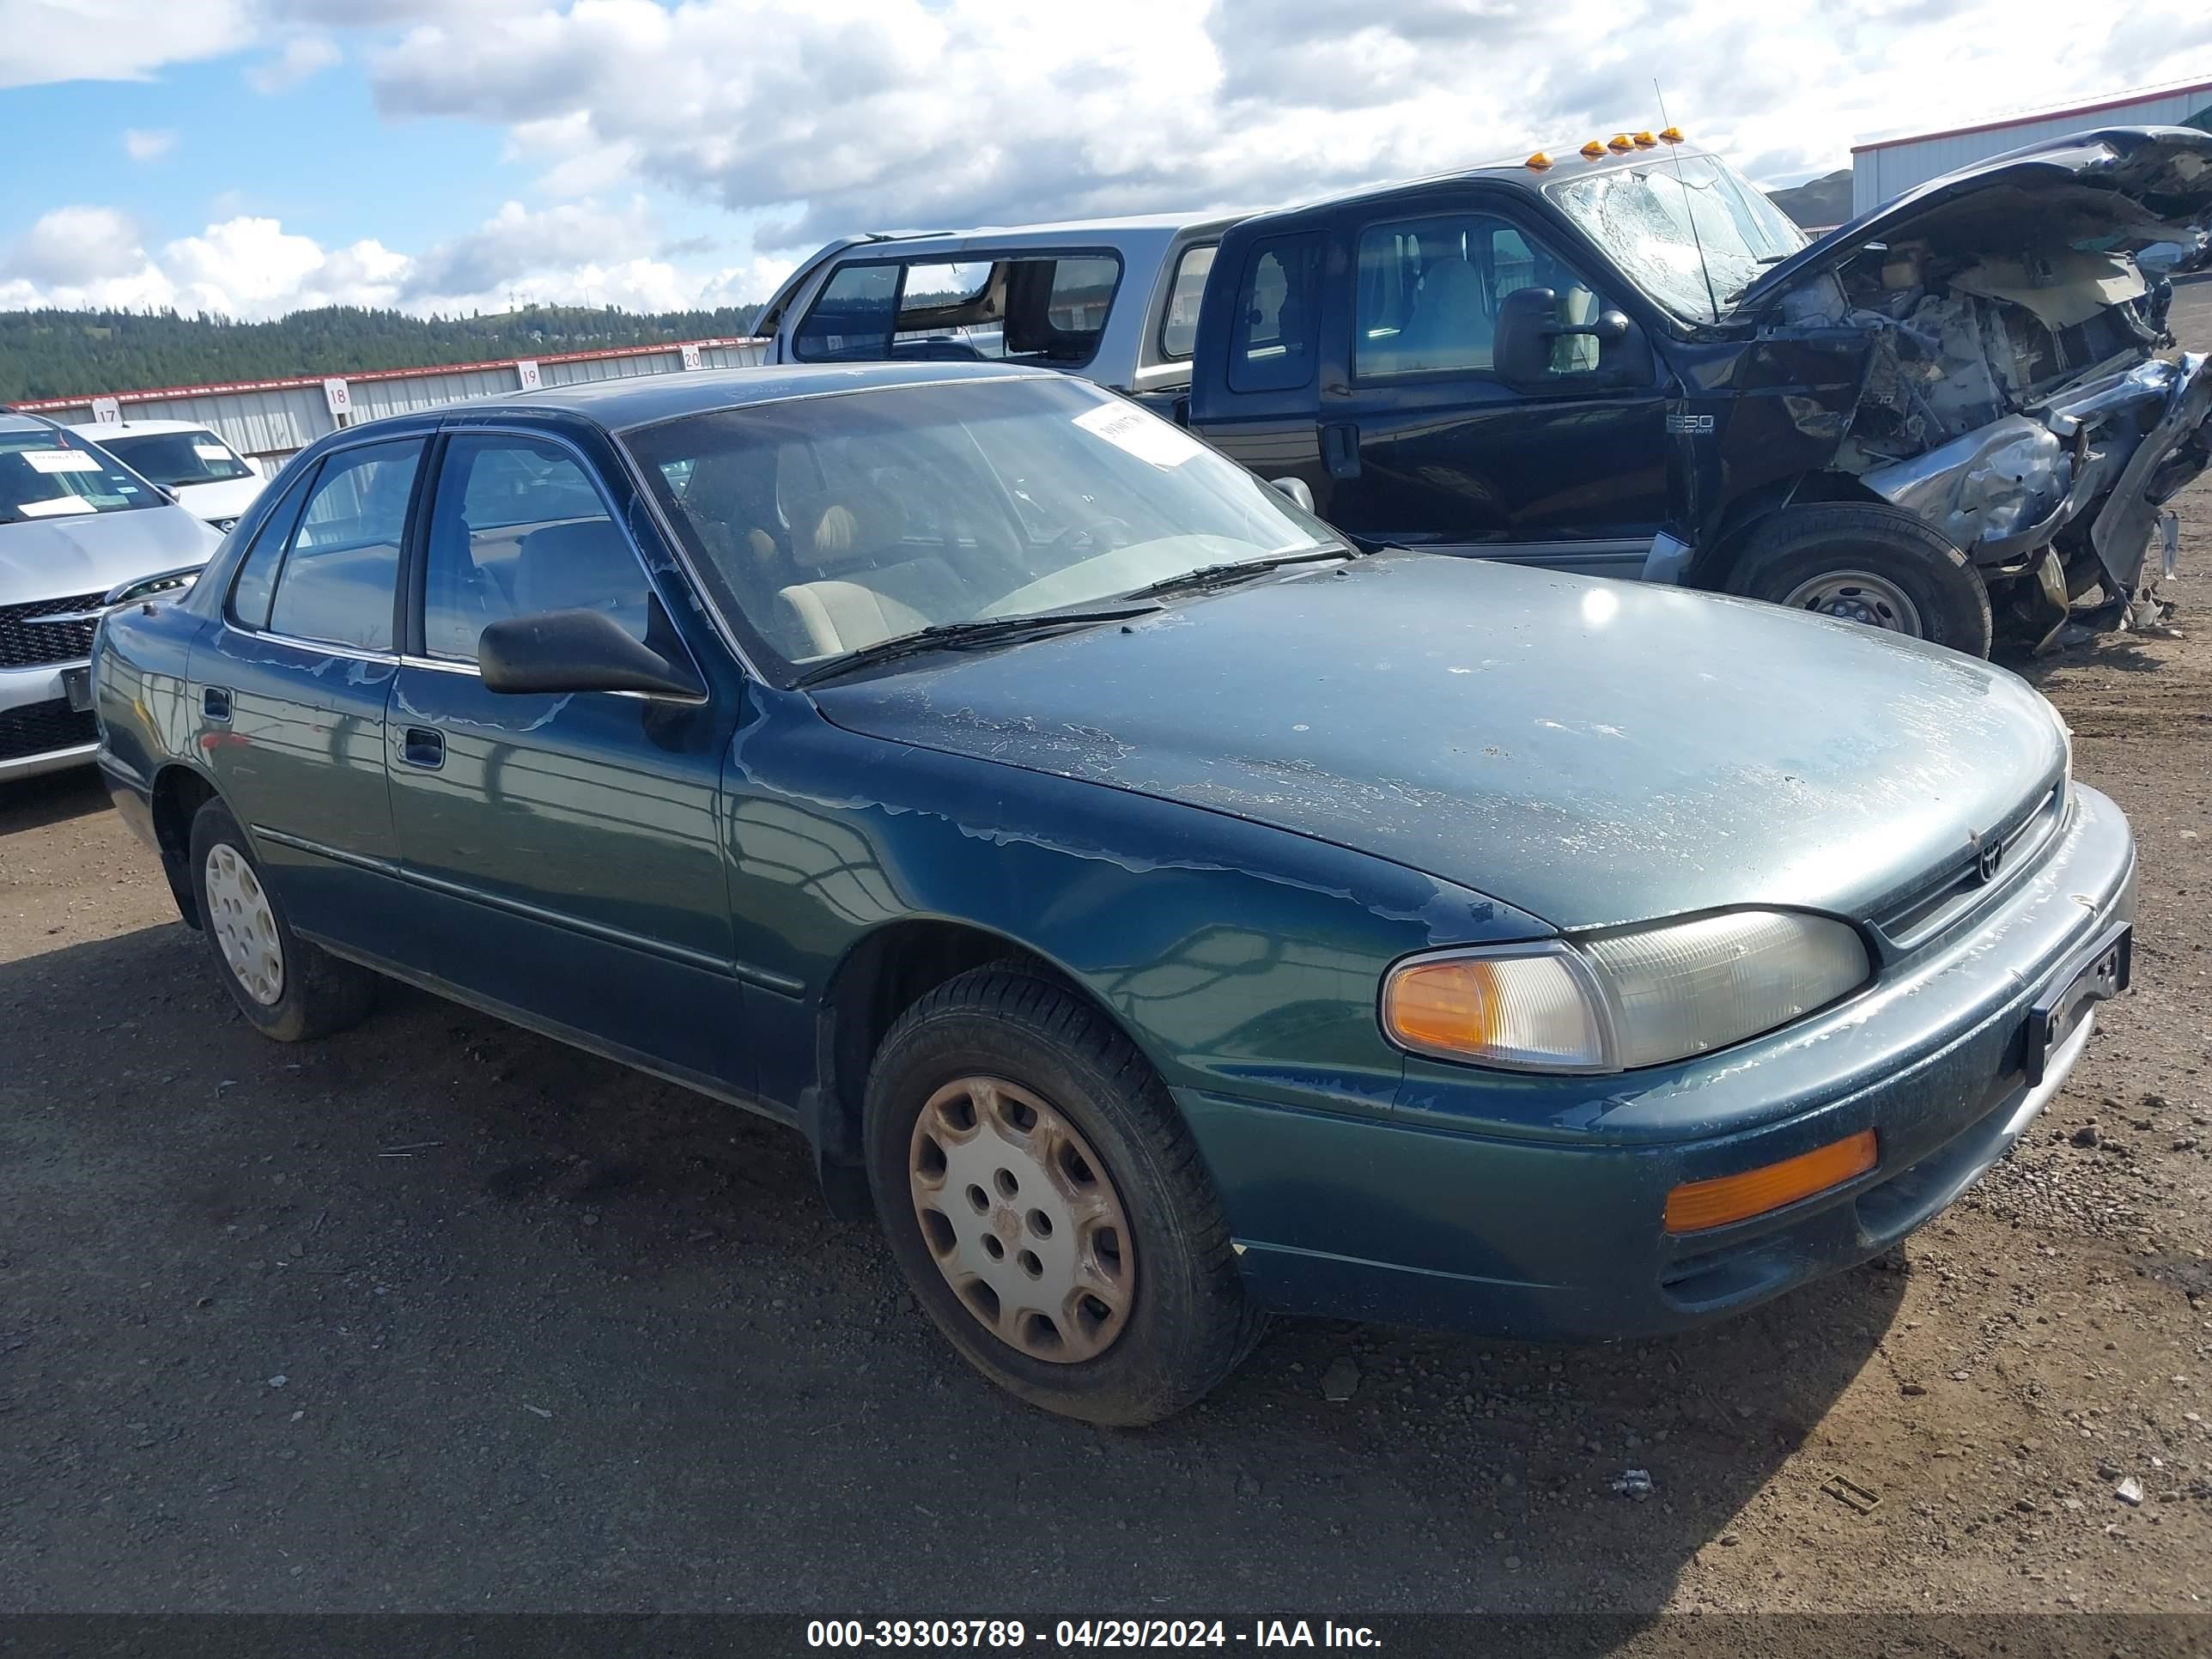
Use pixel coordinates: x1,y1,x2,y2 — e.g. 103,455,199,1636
4,307,2212,1619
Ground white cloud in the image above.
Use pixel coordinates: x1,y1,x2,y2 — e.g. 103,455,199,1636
121,127,178,162
0,0,253,88
363,0,2212,247
0,197,782,321
6,206,149,287
246,32,342,92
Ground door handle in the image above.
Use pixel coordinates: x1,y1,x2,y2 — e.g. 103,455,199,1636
201,686,231,723
400,726,445,769
1322,422,1362,480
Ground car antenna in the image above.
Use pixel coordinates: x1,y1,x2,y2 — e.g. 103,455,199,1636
1655,80,1723,322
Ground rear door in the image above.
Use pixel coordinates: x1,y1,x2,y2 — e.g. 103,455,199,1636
1185,230,1329,502
191,437,424,940
1322,200,1674,575
381,425,744,1089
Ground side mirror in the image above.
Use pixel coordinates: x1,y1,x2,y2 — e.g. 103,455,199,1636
1494,289,1559,382
1268,477,1315,513
1495,289,1634,385
477,608,705,701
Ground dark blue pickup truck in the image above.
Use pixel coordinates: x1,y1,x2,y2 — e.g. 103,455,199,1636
1185,126,2212,658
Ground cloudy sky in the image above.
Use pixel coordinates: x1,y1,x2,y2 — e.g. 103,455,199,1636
2,0,2208,321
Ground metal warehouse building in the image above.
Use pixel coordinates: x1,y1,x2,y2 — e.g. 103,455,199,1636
1851,77,2212,215
10,336,770,472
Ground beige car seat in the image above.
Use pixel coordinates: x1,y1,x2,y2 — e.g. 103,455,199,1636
776,486,968,657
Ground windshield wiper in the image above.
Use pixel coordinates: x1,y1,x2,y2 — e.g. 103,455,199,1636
1119,544,1356,603
789,602,1164,689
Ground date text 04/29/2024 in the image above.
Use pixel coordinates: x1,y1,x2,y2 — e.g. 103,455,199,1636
805,1620,1381,1649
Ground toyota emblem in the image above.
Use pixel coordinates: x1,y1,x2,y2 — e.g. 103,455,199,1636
1975,840,2003,884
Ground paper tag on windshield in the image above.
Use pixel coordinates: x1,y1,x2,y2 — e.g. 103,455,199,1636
23,449,103,473
1073,401,1206,468
192,444,231,462
18,495,96,517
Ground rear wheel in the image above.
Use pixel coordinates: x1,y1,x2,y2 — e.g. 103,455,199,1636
1728,503,1994,658
188,799,378,1042
865,966,1261,1425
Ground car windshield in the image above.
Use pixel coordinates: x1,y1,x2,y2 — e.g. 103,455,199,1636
94,428,253,487
624,375,1344,684
0,429,159,523
1546,154,1805,324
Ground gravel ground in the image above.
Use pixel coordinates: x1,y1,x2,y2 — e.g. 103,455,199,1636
3,309,2210,1616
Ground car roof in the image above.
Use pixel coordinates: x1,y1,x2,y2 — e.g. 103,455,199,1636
838,211,1245,253
0,410,62,434
66,417,217,437
444,359,1066,434
1232,143,1722,228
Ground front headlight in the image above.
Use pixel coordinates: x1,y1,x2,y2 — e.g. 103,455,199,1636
1382,910,1871,1073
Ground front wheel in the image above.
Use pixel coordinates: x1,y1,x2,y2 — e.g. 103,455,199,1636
864,967,1261,1425
1727,503,1995,658
188,799,379,1042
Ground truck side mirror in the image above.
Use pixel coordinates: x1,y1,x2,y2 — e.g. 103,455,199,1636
1496,289,1634,385
1495,289,1560,382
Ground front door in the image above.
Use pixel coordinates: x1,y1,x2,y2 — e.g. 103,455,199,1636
191,437,424,941
381,428,743,1091
1322,204,1674,577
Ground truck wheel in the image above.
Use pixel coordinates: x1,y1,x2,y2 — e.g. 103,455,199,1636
1728,504,1994,658
188,799,378,1042
865,965,1262,1425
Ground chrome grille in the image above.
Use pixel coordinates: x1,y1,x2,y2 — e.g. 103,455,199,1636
1873,781,2069,951
0,591,105,671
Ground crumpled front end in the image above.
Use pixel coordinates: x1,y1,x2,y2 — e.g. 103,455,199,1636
1860,350,2210,593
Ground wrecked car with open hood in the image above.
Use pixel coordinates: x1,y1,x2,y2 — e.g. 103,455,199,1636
1187,125,2212,657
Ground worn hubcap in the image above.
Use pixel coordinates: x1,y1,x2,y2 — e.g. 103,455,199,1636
908,1075,1136,1363
1780,568,1924,636
204,843,284,1006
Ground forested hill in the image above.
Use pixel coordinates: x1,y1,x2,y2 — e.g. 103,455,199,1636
0,302,766,401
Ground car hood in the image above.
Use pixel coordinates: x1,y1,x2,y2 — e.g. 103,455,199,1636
1738,125,2212,313
810,555,2067,933
171,476,267,523
0,503,222,604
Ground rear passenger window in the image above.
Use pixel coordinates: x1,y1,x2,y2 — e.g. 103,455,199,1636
1158,243,1216,360
421,434,649,661
794,263,900,361
266,440,422,652
794,252,1124,369
1227,236,1319,393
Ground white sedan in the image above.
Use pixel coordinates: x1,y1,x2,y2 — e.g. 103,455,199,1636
69,418,268,532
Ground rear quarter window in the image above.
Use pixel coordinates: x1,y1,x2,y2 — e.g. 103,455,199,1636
1226,235,1320,393
793,251,1124,370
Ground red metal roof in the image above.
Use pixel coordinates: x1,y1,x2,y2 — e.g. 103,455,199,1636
7,336,769,412
1851,80,2212,155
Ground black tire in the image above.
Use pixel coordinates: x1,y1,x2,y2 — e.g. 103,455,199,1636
864,966,1262,1425
187,799,378,1042
1727,503,1995,658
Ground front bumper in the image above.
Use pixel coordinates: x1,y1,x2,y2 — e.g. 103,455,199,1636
0,662,99,781
1178,783,2136,1340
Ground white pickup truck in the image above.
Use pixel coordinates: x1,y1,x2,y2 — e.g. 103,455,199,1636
745,215,1240,414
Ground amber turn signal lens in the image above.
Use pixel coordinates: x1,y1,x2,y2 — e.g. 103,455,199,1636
1525,151,1553,170
1384,960,1499,1054
1580,139,1607,161
1607,133,1632,152
1663,1129,1877,1234
1657,125,1685,143
1632,131,1657,149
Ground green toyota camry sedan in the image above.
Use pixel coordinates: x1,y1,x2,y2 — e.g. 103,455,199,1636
90,362,2135,1424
